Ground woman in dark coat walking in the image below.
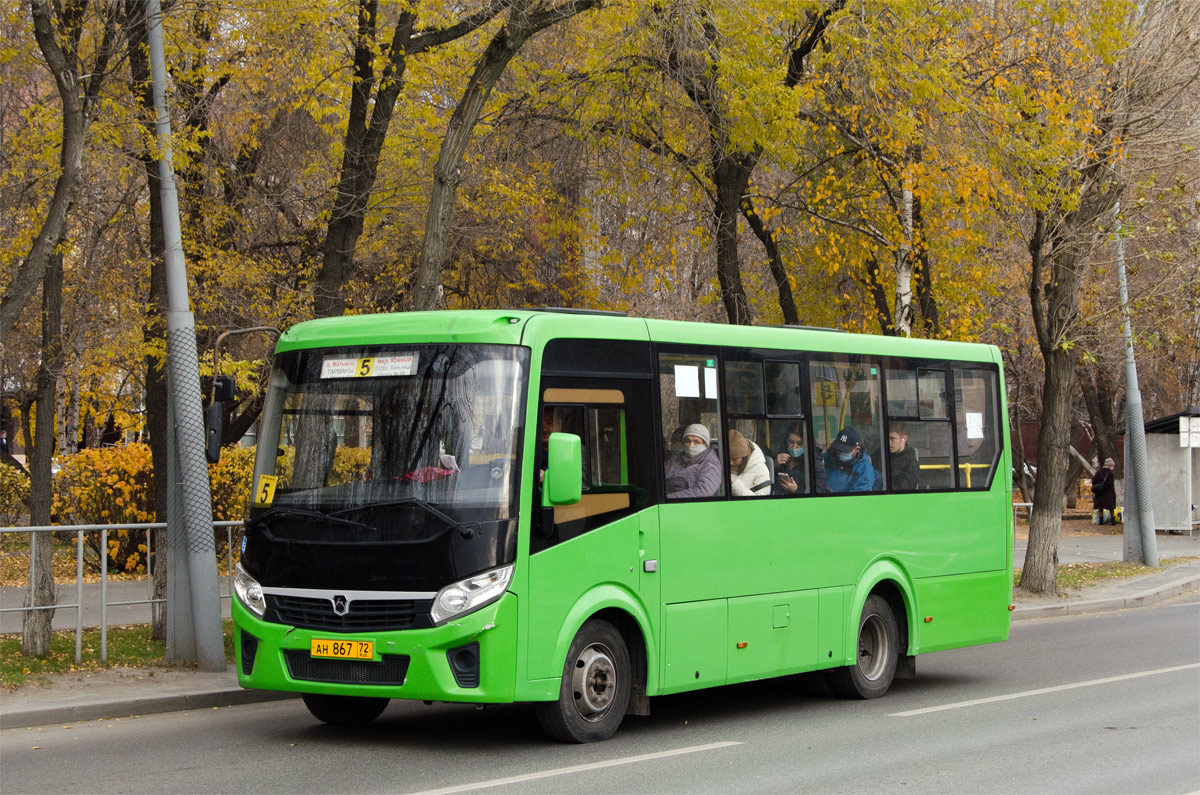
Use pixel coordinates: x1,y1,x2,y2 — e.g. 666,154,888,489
1091,457,1117,524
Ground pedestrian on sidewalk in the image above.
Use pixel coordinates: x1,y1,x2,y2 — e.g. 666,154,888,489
1091,457,1117,525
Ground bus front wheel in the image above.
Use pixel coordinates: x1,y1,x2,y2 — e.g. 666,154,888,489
302,692,389,725
535,618,631,742
828,594,899,699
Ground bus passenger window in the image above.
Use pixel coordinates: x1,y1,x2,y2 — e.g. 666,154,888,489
811,357,884,493
659,352,724,499
955,368,1001,490
885,363,953,491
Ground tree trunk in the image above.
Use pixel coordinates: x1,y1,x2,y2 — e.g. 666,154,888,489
893,148,919,337
1022,346,1076,593
66,380,79,454
412,0,603,312
55,376,67,455
864,254,896,335
710,158,753,325
1078,362,1121,476
414,21,532,310
0,1,116,345
1063,454,1084,509
740,197,798,325
314,0,510,318
313,5,417,318
912,193,940,336
22,255,63,656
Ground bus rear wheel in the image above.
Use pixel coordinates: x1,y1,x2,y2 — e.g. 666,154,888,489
535,618,631,743
302,693,389,725
828,594,899,699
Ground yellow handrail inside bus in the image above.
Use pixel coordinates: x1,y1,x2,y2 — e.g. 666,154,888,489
917,462,991,488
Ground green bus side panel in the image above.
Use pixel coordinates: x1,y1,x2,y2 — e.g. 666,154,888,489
524,513,645,681
662,600,728,693
726,590,819,684
659,495,1007,607
913,570,1013,654
818,586,846,665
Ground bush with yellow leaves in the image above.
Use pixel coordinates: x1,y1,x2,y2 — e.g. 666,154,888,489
52,443,256,573
1,464,31,526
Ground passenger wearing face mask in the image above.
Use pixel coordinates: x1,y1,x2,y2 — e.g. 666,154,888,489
664,423,722,498
774,422,828,494
823,426,875,493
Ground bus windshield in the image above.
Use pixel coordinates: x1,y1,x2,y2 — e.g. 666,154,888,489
252,343,529,521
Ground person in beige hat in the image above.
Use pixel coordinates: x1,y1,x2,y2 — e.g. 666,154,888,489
728,429,771,497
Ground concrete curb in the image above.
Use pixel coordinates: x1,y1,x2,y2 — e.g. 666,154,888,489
0,687,299,729
1013,571,1200,621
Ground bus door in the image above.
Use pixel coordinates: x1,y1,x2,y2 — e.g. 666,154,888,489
525,377,660,682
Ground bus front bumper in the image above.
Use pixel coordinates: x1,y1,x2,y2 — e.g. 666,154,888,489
233,592,519,703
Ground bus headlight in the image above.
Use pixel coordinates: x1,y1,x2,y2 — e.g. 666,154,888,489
430,564,513,625
233,563,266,617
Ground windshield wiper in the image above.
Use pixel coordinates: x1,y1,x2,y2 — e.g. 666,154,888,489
329,498,477,540
246,506,373,531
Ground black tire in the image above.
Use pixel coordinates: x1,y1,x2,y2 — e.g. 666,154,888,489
302,692,389,725
828,594,899,699
534,618,631,743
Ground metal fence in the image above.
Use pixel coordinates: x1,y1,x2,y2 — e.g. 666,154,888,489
0,521,242,663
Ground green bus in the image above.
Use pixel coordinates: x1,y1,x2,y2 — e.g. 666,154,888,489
233,309,1012,742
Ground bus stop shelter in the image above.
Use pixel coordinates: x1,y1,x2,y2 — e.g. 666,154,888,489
1140,408,1200,535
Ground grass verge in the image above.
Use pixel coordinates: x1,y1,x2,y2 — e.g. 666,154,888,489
1014,556,1199,592
0,619,235,689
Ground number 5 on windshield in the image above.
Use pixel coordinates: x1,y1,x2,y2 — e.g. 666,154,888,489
254,474,278,507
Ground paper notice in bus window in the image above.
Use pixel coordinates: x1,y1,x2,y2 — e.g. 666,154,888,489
704,367,718,399
674,365,700,398
966,412,985,439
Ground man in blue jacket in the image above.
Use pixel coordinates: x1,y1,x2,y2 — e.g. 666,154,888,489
824,426,875,493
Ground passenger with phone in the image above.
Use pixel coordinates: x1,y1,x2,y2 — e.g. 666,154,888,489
774,422,827,494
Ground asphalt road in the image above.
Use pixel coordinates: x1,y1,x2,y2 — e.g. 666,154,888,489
3,593,1197,794
4,532,1194,633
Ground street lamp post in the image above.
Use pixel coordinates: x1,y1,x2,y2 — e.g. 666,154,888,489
1114,199,1158,567
147,0,225,670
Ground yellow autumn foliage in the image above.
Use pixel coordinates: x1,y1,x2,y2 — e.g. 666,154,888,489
0,465,31,526
51,443,257,572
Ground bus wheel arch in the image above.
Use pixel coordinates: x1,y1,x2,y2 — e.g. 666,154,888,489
830,569,915,699
869,579,911,666
534,617,632,742
593,607,650,717
828,593,900,699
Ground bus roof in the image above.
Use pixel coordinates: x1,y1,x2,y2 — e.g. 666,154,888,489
276,309,999,364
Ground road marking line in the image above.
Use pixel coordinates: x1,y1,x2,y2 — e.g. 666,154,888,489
890,663,1200,717
407,741,743,794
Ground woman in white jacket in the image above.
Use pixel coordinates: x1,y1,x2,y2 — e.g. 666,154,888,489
728,430,771,497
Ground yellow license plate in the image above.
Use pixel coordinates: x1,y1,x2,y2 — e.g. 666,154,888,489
310,638,374,660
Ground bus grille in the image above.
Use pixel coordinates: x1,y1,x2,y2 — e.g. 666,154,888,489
284,650,410,686
266,595,433,632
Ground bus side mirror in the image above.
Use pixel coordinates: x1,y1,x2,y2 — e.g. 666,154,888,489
545,432,582,505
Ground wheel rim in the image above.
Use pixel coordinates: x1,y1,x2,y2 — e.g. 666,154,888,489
571,642,617,722
857,613,889,681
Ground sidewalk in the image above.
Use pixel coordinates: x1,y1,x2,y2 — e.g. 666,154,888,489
2,535,1197,730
